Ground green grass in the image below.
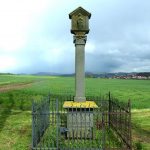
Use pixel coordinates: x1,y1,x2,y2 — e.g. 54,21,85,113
1,75,149,109
0,110,31,150
0,75,150,149
132,109,150,150
0,75,43,86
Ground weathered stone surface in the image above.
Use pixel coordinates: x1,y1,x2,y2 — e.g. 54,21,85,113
69,7,91,102
64,7,94,139
74,35,87,102
63,101,98,108
69,7,91,34
67,110,93,138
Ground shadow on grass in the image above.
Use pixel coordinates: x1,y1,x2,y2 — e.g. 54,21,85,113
0,93,14,132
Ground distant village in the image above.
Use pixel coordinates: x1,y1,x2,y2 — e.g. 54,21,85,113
0,72,150,80
85,72,150,80
111,74,150,80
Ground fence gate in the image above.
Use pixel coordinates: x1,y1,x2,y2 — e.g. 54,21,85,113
32,94,132,150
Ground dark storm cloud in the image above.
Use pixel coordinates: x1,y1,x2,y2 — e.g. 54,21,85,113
41,0,149,73
85,53,123,73
84,0,150,73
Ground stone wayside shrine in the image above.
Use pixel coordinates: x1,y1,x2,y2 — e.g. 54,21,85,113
63,7,98,138
31,6,132,150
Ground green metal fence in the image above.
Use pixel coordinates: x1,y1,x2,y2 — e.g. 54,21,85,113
31,93,132,150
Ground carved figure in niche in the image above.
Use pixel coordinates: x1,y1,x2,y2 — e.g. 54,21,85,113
77,13,84,30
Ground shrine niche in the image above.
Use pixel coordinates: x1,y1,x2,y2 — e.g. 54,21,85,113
69,7,91,34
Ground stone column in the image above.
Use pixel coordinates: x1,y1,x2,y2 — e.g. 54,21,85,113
74,35,87,102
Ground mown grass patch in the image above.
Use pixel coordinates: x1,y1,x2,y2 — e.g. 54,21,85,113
0,110,31,150
132,109,150,150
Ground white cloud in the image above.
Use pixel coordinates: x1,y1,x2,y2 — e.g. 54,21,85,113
0,55,18,72
0,0,49,52
85,42,96,54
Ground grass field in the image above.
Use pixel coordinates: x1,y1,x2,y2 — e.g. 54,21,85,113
0,75,150,149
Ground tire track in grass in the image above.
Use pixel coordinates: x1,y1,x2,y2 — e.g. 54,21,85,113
0,82,34,93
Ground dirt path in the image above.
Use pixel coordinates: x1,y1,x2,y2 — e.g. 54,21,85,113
0,82,33,93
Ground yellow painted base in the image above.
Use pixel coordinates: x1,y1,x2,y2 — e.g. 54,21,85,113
63,101,98,108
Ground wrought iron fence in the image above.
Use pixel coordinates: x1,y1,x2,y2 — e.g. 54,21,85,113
32,95,50,148
108,92,132,149
31,93,132,150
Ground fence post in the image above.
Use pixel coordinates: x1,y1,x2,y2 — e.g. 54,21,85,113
102,111,106,150
31,100,34,149
56,98,59,150
128,99,132,150
32,99,37,149
108,91,111,127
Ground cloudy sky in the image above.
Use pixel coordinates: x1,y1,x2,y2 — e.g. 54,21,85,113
0,0,150,74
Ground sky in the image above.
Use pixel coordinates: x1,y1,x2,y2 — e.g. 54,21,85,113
0,0,150,74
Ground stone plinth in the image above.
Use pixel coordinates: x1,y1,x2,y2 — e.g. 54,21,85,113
63,101,98,108
63,101,98,138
